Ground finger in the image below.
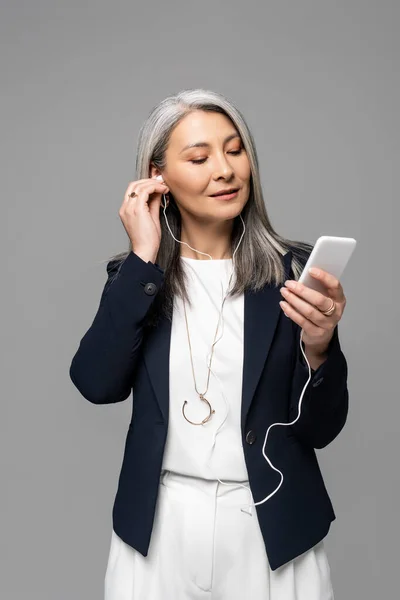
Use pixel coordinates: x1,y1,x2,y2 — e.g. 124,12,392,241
280,289,333,328
148,189,167,221
124,181,145,203
282,280,336,315
308,268,345,302
124,179,153,198
132,180,169,196
125,178,169,197
279,301,321,336
135,183,169,210
125,181,168,204
127,177,165,190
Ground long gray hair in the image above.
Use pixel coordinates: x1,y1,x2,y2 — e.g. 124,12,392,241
102,88,312,328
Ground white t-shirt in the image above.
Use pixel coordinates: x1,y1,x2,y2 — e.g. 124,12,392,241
161,256,249,482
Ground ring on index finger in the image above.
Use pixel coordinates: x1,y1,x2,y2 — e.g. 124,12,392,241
128,191,138,199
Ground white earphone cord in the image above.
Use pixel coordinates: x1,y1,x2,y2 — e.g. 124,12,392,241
160,192,312,516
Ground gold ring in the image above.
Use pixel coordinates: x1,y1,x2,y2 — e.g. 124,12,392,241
321,298,336,317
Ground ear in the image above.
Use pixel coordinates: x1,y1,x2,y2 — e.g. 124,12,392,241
149,163,161,179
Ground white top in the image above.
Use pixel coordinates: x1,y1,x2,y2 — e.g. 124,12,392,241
161,256,249,482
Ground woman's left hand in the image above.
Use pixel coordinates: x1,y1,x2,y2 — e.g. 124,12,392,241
279,268,347,355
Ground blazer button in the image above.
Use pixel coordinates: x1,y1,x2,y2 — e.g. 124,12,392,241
312,376,324,388
144,283,157,296
245,430,257,445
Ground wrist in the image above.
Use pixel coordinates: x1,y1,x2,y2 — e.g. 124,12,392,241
132,248,158,264
303,343,329,371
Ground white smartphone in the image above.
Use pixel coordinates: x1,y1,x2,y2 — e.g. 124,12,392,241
298,236,357,293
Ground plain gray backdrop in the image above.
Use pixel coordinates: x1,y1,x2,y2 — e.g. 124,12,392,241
3,0,398,598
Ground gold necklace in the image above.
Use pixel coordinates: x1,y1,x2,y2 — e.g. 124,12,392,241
181,272,233,426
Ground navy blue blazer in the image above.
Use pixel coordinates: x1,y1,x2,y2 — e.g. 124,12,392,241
69,247,349,571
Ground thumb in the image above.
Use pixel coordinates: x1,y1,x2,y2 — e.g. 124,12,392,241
148,191,163,221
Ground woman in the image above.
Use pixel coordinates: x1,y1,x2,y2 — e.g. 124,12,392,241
69,89,349,599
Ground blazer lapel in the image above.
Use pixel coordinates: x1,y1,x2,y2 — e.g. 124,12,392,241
241,249,292,425
144,250,293,425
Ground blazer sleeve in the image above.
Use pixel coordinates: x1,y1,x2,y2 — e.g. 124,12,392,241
287,320,349,449
69,251,165,404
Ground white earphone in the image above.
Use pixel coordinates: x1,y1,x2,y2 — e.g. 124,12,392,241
153,174,312,515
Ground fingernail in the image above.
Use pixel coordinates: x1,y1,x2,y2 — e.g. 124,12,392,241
279,301,289,317
309,268,319,276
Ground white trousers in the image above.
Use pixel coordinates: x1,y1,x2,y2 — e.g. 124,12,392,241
104,470,334,600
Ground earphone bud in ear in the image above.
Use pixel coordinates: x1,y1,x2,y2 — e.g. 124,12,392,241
154,174,169,209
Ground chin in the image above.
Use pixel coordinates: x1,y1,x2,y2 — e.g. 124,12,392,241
213,205,244,222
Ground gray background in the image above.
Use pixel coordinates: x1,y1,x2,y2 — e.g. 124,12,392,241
2,0,398,597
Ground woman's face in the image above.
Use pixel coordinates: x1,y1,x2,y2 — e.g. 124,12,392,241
153,110,251,222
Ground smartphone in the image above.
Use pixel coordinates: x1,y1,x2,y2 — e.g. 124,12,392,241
298,236,357,293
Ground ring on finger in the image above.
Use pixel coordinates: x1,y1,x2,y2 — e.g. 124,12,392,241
319,298,336,317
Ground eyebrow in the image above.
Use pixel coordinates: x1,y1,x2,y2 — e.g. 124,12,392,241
179,133,241,154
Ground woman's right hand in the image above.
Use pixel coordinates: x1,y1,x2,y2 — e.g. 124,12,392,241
119,176,169,264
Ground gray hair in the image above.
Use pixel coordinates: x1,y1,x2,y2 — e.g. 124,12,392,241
102,88,312,327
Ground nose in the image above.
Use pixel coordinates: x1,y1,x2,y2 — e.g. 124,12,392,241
212,153,235,180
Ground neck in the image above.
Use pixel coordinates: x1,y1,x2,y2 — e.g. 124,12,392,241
179,217,234,260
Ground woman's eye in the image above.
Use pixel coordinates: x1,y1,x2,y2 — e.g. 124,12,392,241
190,148,243,165
229,148,243,156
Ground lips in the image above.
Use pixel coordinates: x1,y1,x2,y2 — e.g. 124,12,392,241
210,188,239,196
